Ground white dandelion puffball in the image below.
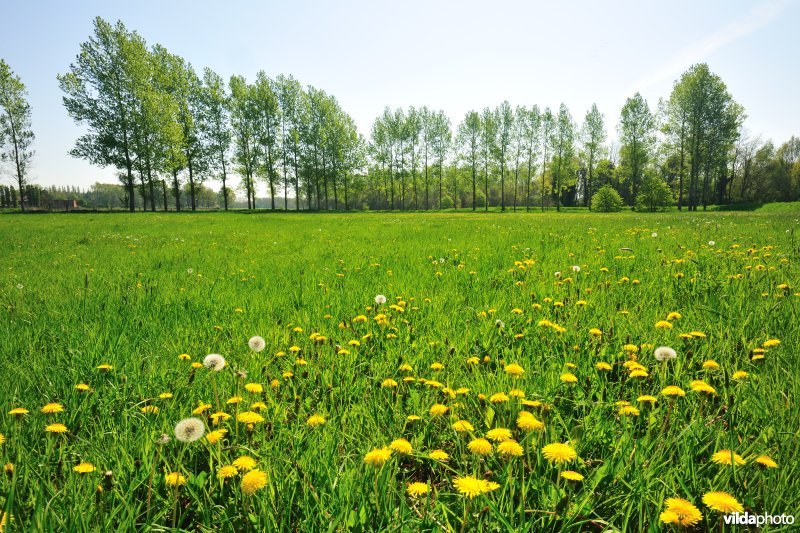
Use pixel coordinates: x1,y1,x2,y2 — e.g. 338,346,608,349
654,346,677,362
651,232,658,238
572,265,581,273
186,268,193,274
16,283,24,290
708,241,716,246
248,336,266,353
495,319,505,329
203,353,226,371
374,294,387,305
554,271,562,278
174,417,205,443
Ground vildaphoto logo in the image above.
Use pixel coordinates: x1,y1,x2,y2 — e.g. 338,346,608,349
723,512,795,527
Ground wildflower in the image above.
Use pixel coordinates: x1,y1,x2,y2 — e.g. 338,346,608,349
711,450,746,466
702,360,720,370
660,498,703,527
468,438,493,455
174,418,205,442
754,455,778,468
661,386,686,397
762,339,780,348
623,344,639,353
428,450,449,461
541,443,578,464
486,428,513,442
504,363,524,377
453,475,499,498
165,472,186,487
430,362,444,371
159,392,173,399
618,405,640,416
731,371,749,380
141,405,160,414
232,456,257,471
203,354,226,371
41,403,64,414
178,354,191,361
406,415,421,422
389,438,413,455
629,369,649,379
237,411,265,424
75,383,91,392
97,364,113,371
209,411,231,423
45,423,68,434
637,395,657,404
596,362,612,371
497,440,524,457
489,392,510,403
560,373,578,384
307,414,326,427
589,328,602,337
452,420,474,432
191,362,202,369
244,383,263,394
702,491,744,514
509,389,525,399
363,447,392,466
654,346,677,362
429,404,448,416
560,470,584,481
516,412,544,431
248,336,266,352
406,482,429,497
0,434,4,446
692,382,717,395
241,469,268,495
8,408,29,416
655,320,673,329
374,294,387,305
205,429,227,444
73,462,95,474
689,331,706,338
217,465,238,479
572,265,581,272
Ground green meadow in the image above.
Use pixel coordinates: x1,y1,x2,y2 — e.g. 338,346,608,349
1,208,799,531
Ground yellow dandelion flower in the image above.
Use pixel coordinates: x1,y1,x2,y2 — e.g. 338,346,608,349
486,428,513,442
45,423,68,434
73,462,95,474
661,386,686,397
306,414,326,427
504,363,524,377
453,476,499,498
560,470,584,481
97,364,113,371
655,320,673,329
232,456,257,471
516,412,544,431
205,429,227,444
41,403,64,414
241,469,268,495
489,392,510,403
244,383,263,394
560,373,578,384
754,455,777,468
75,383,91,392
209,411,231,423
452,420,474,432
629,369,649,378
389,438,413,455
217,465,238,478
159,392,173,399
468,438,493,455
140,405,159,414
430,362,444,371
237,411,265,424
702,491,744,514
660,498,703,527
466,356,480,365
429,404,448,416
618,405,640,416
165,472,186,487
381,378,398,388
541,443,578,464
406,415,421,422
496,440,524,457
406,482,429,497
596,362,612,371
178,353,191,361
428,449,449,461
762,339,780,348
363,447,393,466
703,360,720,370
623,343,639,353
8,408,29,416
637,395,657,404
732,371,748,380
589,328,603,337
192,403,212,415
711,450,746,466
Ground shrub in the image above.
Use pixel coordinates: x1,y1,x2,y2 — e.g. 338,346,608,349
591,185,624,212
636,173,673,212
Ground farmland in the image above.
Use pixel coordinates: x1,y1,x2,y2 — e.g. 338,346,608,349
1,208,799,531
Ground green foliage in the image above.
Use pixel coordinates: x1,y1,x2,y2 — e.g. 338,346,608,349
0,58,35,210
636,171,674,211
591,184,624,212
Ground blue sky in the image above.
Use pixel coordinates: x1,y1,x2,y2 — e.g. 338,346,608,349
1,0,798,190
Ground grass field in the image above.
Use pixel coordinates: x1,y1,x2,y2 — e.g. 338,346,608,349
1,209,799,531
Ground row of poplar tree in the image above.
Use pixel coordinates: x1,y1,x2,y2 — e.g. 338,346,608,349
2,17,798,212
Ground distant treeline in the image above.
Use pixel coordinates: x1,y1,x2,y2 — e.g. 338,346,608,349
1,17,799,213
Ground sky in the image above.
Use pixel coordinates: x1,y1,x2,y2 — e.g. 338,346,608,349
0,0,798,191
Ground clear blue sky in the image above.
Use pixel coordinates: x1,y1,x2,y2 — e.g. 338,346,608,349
1,0,797,191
